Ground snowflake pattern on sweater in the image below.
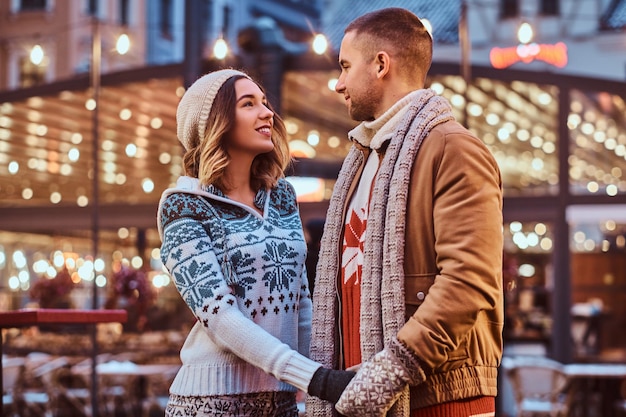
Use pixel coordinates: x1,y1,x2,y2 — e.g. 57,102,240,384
160,179,309,320
157,177,319,396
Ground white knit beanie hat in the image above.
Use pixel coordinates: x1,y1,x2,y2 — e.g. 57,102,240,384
176,69,249,151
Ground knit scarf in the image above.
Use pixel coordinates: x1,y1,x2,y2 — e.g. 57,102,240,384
307,89,455,417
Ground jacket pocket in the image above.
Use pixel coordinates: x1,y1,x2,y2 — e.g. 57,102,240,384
404,273,436,319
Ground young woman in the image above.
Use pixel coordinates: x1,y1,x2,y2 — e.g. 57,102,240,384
157,69,353,417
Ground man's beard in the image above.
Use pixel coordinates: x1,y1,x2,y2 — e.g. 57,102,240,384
348,83,380,122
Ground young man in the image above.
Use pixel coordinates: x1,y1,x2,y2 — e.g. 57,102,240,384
307,8,504,417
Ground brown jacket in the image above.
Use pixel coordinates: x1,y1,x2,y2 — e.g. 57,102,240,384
397,120,504,408
307,91,503,415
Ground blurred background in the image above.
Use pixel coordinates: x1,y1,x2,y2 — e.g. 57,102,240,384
0,0,625,405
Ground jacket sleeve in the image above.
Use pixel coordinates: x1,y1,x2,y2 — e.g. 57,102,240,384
159,192,321,391
397,126,504,369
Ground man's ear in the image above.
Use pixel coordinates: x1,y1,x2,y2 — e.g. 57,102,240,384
375,52,390,79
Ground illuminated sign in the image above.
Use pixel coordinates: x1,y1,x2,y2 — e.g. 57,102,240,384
490,42,568,69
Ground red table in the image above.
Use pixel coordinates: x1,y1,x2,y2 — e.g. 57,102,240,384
1,309,127,416
0,308,127,327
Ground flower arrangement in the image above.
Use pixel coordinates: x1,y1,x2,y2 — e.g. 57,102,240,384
29,267,75,308
105,263,156,331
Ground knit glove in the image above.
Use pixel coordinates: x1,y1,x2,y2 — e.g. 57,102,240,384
335,338,426,416
307,367,357,404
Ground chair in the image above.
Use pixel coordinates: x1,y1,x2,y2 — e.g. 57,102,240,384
615,379,626,416
501,355,571,417
16,352,58,417
70,352,120,417
71,355,141,417
140,366,177,417
36,355,94,417
2,356,26,417
2,354,62,417
98,370,138,417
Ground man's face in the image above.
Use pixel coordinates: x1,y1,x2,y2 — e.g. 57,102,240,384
335,31,383,121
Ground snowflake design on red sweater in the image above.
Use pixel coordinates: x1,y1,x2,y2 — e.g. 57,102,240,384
342,208,366,285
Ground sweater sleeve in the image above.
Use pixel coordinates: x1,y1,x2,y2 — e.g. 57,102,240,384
282,178,315,360
298,265,313,359
159,193,321,392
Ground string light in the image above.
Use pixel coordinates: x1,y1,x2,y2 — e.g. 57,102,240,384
312,34,328,55
213,37,228,59
29,44,44,65
517,22,534,44
116,33,130,55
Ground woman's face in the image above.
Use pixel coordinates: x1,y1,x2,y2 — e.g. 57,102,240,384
225,78,275,157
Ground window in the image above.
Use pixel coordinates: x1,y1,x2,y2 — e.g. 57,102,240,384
540,0,559,16
88,0,98,16
568,89,626,197
503,221,554,342
160,0,172,39
223,5,231,37
19,56,46,87
500,0,519,19
119,0,129,26
19,0,46,10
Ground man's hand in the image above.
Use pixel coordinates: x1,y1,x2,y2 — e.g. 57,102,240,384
335,338,425,416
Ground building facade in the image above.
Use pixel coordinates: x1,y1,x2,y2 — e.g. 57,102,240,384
1,0,626,370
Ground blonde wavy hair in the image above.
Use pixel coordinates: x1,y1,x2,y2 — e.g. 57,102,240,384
182,75,291,192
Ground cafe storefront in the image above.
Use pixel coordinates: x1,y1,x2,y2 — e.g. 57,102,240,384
1,60,626,366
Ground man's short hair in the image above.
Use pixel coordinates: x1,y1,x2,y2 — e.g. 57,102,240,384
345,7,433,82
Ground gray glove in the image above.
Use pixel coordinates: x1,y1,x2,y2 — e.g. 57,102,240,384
335,338,426,416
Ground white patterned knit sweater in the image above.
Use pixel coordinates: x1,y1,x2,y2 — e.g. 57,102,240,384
158,176,321,396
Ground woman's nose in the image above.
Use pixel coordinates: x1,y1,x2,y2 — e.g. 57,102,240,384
261,106,274,119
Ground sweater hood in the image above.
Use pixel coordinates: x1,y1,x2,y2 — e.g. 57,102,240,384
157,176,203,240
157,176,226,240
157,176,272,240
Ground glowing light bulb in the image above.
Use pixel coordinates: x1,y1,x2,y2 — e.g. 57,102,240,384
30,45,44,65
116,33,130,55
213,38,228,60
517,22,533,44
312,34,328,55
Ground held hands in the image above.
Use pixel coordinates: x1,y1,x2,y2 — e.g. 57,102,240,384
335,337,426,417
307,367,357,404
